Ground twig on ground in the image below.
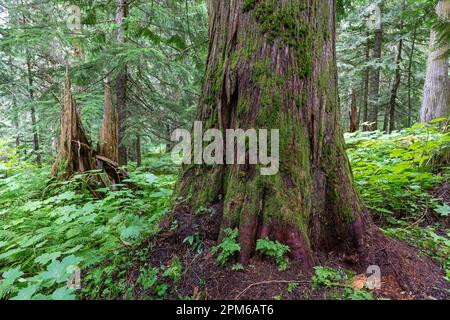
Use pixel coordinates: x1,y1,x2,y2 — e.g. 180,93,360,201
235,280,309,300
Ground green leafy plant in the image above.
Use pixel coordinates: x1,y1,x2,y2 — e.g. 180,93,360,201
232,263,244,271
163,257,183,283
434,203,450,217
343,287,374,300
0,157,175,300
346,126,450,281
346,126,449,222
286,282,298,294
183,229,202,253
312,266,346,288
138,267,159,290
256,238,290,271
312,266,373,300
155,284,169,298
211,228,241,265
196,206,213,215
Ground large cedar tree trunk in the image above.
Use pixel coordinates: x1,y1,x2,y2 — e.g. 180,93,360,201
420,1,449,123
173,0,365,266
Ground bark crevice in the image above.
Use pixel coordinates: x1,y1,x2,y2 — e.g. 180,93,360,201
172,0,365,267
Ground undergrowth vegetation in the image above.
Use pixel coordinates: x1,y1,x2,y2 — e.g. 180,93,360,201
311,266,374,300
346,122,449,280
346,123,449,221
0,143,175,299
0,123,449,300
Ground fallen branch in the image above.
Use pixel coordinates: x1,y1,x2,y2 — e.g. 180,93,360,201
235,280,309,300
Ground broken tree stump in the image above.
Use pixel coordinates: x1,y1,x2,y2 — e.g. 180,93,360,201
51,65,128,186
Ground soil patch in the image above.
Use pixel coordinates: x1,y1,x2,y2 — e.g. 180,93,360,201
139,208,450,300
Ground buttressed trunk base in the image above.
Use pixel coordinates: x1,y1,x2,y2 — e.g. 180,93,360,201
173,0,365,266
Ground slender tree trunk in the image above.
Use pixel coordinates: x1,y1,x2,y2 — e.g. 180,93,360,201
173,0,365,266
21,11,40,164
12,93,20,150
135,134,142,168
8,56,20,150
367,2,384,131
14,118,20,149
165,123,173,153
361,35,370,131
420,0,449,123
407,28,417,127
383,90,389,131
387,36,403,133
349,88,358,133
382,74,390,131
116,0,128,165
99,84,119,163
26,55,41,165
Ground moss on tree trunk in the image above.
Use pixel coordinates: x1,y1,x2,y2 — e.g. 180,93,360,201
172,0,365,266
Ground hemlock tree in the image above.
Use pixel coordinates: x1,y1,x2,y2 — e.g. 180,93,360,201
367,1,384,131
115,0,129,165
420,0,449,123
173,0,365,265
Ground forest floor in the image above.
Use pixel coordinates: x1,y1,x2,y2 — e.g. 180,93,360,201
133,198,449,300
0,125,449,300
128,126,450,301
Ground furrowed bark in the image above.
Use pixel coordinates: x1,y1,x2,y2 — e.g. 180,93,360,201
173,0,366,266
